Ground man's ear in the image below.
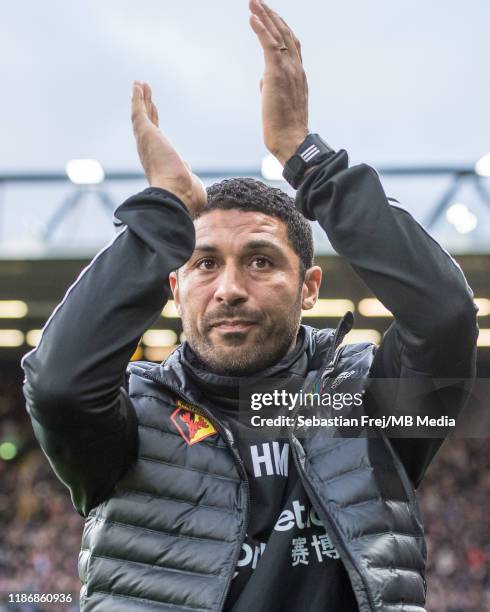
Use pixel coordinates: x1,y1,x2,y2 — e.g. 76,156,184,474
169,271,182,315
301,266,322,311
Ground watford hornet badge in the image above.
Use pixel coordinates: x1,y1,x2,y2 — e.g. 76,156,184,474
171,399,217,446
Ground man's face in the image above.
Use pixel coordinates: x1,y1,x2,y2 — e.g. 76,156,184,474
170,209,321,376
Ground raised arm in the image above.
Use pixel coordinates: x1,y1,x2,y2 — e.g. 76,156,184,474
249,0,479,486
21,83,205,515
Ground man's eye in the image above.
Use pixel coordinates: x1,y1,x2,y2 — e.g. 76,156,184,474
197,258,217,270
251,257,271,269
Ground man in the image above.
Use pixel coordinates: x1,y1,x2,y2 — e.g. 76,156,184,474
21,1,478,611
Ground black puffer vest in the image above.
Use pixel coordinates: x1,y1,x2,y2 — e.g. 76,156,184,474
79,316,427,611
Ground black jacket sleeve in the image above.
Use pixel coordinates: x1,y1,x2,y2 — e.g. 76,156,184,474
296,150,479,487
21,187,195,516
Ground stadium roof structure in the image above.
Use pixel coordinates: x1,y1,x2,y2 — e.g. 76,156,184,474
0,162,489,259
0,163,489,367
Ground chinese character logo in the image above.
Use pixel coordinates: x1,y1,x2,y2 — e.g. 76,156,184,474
171,399,217,446
290,532,340,567
291,537,309,566
311,533,340,561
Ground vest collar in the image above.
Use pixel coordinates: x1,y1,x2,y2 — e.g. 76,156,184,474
131,312,355,401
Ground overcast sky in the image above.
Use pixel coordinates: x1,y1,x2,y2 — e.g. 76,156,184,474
1,0,489,256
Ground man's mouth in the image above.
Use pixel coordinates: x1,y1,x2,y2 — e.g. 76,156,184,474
211,319,258,333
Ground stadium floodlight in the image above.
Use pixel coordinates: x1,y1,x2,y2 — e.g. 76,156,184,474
143,329,178,347
162,301,180,318
0,330,24,347
475,298,490,317
0,300,28,318
477,329,490,347
341,329,381,346
144,346,178,362
301,299,355,317
358,298,393,317
446,203,468,225
261,154,284,181
475,153,490,177
66,159,105,185
445,203,478,234
26,329,42,347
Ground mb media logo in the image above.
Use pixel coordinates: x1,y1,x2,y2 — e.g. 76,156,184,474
171,399,217,445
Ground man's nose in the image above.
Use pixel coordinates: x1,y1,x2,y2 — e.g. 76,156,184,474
213,264,248,306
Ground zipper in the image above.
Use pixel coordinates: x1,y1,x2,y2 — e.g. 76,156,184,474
288,433,376,611
325,311,354,365
137,314,353,608
320,344,344,388
286,315,377,612
140,370,250,612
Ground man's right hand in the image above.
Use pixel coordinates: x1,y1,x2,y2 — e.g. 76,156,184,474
131,81,207,215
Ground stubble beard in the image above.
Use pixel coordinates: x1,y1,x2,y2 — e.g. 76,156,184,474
182,291,303,376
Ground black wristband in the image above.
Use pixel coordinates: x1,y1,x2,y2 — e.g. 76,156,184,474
282,134,335,189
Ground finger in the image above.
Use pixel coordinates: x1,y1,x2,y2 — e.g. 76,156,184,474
262,2,301,60
151,101,159,127
142,82,153,120
131,82,149,127
279,16,302,62
249,14,278,56
262,1,293,37
249,0,283,45
144,83,158,126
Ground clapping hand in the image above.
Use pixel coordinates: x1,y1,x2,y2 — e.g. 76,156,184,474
249,0,309,165
131,81,207,215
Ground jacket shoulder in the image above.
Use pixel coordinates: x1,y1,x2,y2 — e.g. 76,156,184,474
127,359,157,375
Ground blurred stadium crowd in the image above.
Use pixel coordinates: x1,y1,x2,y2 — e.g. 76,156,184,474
0,364,489,612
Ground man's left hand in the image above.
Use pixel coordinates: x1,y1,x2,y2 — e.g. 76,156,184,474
249,0,308,166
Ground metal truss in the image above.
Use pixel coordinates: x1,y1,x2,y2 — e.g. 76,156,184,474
0,165,489,242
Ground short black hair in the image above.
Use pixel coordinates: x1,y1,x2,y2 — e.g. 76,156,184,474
195,178,314,276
